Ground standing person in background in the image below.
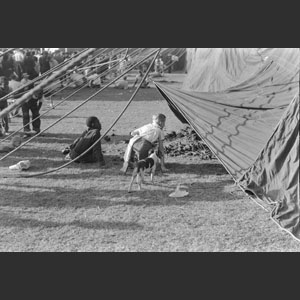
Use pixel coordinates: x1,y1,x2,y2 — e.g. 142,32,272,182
159,56,164,75
13,49,24,80
63,52,70,62
170,54,179,73
39,51,51,75
31,51,40,76
154,57,160,73
118,56,127,76
0,76,10,135
49,54,59,69
53,50,64,64
33,50,42,64
22,51,38,80
154,55,164,76
132,69,151,89
0,55,3,77
21,89,44,136
1,52,16,80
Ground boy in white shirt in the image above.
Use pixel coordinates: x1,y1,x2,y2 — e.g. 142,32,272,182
120,113,168,174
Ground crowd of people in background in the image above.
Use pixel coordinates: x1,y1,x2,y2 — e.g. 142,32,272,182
0,48,73,136
0,48,72,81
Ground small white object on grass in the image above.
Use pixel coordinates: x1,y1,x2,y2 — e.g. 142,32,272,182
9,160,31,171
169,184,189,198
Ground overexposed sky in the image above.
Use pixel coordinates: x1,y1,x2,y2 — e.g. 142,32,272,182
44,48,59,53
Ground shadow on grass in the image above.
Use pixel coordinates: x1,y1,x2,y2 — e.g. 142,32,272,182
0,212,143,231
0,177,239,211
1,150,228,183
166,161,228,176
12,159,226,180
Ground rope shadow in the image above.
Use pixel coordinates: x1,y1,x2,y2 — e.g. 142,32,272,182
31,159,227,181
0,154,124,178
23,133,80,144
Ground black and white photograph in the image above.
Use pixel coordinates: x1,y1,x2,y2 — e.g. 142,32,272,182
0,47,299,252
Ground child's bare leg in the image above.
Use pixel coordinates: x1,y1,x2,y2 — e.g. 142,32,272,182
137,174,142,190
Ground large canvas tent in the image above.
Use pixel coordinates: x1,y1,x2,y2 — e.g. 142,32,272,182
154,48,299,240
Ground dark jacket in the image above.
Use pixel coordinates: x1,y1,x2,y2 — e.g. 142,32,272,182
69,128,104,163
39,56,50,74
1,58,15,78
23,55,38,79
0,85,9,109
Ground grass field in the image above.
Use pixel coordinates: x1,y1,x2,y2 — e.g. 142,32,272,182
0,80,299,252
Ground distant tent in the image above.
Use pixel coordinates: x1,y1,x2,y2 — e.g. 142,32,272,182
183,48,269,92
154,48,299,240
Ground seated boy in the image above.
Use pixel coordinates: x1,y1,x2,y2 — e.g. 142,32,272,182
63,116,106,166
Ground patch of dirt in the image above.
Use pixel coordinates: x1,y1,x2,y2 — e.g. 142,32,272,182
164,125,215,160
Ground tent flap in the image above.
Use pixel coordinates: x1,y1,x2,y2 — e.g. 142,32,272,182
239,95,299,238
154,48,299,240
